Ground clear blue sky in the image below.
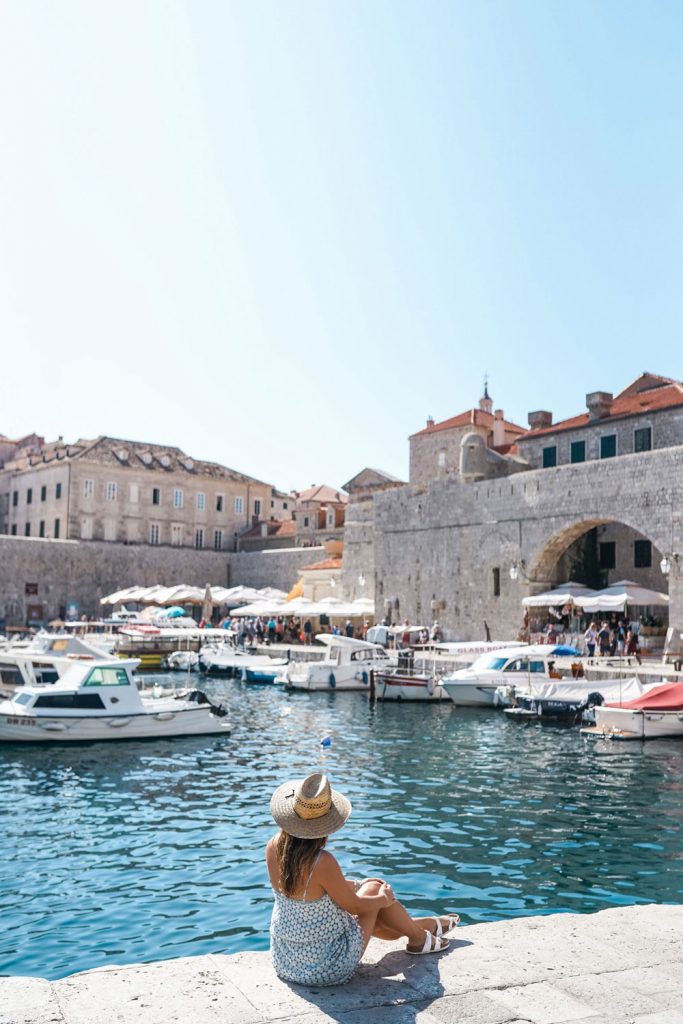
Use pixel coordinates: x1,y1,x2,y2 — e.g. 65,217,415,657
1,1,682,491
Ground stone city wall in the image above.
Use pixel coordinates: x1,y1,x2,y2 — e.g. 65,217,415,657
0,539,321,626
371,445,683,640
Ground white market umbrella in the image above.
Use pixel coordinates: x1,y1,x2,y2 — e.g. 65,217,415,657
574,580,669,613
522,582,597,608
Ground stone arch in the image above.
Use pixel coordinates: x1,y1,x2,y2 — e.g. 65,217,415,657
528,515,666,589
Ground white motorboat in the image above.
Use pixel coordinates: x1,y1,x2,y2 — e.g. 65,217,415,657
199,644,288,677
0,658,231,742
441,644,581,707
166,650,200,672
582,682,683,740
0,632,115,692
373,667,449,701
280,635,391,692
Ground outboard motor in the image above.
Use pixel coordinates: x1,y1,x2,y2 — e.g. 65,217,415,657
183,689,229,717
577,691,604,725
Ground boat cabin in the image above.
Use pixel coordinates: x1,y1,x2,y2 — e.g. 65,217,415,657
6,660,143,716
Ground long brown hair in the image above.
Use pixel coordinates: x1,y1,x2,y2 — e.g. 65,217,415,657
276,831,327,896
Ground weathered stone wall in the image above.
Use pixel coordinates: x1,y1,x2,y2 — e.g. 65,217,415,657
341,499,377,602
371,445,683,640
229,546,326,592
516,406,683,468
0,536,231,625
409,424,488,487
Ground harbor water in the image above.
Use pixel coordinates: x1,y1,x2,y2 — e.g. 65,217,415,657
2,672,683,980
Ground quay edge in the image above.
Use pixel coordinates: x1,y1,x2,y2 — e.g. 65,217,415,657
3,904,683,1024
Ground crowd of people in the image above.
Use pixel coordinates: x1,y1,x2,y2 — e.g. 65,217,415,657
215,614,369,647
582,618,641,660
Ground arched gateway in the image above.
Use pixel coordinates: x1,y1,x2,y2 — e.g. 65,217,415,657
370,446,683,640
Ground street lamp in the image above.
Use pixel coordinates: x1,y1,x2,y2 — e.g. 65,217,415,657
358,573,366,588
509,563,520,581
660,554,679,576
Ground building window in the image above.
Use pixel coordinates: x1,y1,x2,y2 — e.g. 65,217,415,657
234,496,244,514
24,523,31,537
303,516,310,527
492,567,501,597
12,490,18,507
152,487,161,505
55,482,62,499
173,488,183,509
129,483,139,503
27,488,33,504
80,518,93,540
634,427,652,453
84,479,94,498
599,541,616,570
106,481,117,501
283,501,288,510
438,450,446,469
196,492,206,511
54,518,60,538
104,519,117,542
600,435,617,459
634,539,652,568
39,521,45,538
40,485,47,502
195,528,204,549
171,524,183,546
10,524,17,535
216,494,224,512
570,440,586,464
254,499,261,516
542,446,557,468
149,524,160,545
214,529,223,551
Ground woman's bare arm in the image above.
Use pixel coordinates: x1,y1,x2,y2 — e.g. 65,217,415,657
318,852,392,914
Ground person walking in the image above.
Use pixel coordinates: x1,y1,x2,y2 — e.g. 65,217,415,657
584,621,598,657
597,621,611,657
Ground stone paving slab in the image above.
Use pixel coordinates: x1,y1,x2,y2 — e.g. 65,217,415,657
2,905,683,1024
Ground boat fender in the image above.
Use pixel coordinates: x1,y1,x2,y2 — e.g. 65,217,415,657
329,673,336,688
320,735,332,747
427,677,434,697
361,671,369,686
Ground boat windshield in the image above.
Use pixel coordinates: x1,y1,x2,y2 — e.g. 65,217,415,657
83,667,130,687
14,692,33,706
471,655,509,671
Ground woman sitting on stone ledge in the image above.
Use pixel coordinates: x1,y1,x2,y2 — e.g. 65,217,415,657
266,772,459,987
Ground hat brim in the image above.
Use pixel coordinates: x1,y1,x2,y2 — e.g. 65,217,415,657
270,778,352,839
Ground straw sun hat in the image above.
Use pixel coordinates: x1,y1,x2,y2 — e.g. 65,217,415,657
270,772,352,839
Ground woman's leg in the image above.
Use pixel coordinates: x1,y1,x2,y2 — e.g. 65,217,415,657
354,880,447,953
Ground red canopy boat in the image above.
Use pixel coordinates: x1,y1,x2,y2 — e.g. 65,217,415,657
607,682,683,711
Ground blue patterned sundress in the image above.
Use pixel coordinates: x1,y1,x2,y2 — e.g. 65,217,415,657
270,854,363,986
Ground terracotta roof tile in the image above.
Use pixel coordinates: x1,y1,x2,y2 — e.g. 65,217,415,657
522,382,683,439
411,408,527,438
300,557,343,571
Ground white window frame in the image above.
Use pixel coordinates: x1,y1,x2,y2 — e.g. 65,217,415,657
234,496,244,514
170,523,183,547
195,527,204,549
214,529,223,551
104,519,117,542
83,479,94,498
106,481,117,501
80,518,93,540
196,492,206,511
173,488,184,509
149,523,160,545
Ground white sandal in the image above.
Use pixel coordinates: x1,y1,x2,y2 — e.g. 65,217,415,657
408,930,450,955
431,914,460,937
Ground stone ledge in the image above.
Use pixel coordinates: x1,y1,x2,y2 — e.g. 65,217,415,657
2,905,683,1024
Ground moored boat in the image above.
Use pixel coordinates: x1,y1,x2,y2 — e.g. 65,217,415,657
0,658,231,742
280,635,390,691
441,644,581,707
582,681,683,740
373,667,449,701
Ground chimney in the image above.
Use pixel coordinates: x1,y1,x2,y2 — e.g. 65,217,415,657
528,410,553,430
493,409,505,447
586,391,613,421
426,416,435,428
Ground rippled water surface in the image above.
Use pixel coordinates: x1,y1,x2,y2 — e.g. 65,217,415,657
3,673,683,979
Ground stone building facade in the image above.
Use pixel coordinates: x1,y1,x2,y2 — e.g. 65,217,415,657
0,436,272,553
352,372,683,640
409,387,527,487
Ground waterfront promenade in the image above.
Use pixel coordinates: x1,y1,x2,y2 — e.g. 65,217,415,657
4,904,683,1024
